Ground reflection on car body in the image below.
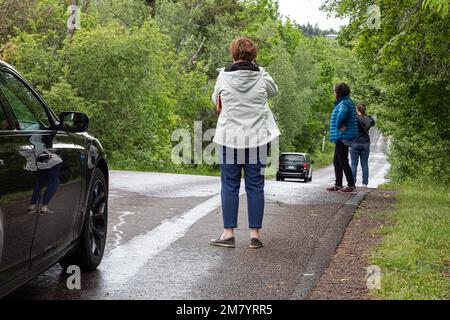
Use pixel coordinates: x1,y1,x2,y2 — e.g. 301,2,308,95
18,134,64,215
0,60,109,298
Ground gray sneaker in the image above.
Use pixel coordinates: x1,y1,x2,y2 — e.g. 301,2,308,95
250,238,263,249
210,237,235,248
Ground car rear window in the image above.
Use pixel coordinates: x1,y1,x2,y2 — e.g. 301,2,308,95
281,154,305,162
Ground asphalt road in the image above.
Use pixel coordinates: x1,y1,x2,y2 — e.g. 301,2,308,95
6,131,389,300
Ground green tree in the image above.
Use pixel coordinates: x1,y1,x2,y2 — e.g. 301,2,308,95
65,22,179,168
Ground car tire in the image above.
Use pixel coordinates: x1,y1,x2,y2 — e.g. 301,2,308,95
276,176,281,181
60,168,108,272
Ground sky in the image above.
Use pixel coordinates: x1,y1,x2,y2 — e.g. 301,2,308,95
278,0,349,31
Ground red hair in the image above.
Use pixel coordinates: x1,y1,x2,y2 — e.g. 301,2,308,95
229,37,258,62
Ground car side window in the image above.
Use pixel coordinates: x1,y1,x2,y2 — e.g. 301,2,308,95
0,71,50,130
0,105,10,130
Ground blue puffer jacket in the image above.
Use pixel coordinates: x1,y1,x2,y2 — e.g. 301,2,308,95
329,96,359,143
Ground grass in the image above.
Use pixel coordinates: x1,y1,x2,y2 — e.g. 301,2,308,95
311,146,334,169
370,181,450,300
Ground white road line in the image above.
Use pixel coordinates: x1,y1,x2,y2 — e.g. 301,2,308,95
99,193,235,287
112,211,136,248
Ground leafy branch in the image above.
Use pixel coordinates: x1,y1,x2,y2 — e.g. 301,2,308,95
422,0,449,17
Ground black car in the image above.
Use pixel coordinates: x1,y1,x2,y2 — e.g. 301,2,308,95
276,153,314,183
0,60,108,298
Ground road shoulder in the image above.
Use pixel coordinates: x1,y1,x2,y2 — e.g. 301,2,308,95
290,190,370,299
309,189,396,300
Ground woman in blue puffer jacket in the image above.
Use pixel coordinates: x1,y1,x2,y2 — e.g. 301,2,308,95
327,83,359,193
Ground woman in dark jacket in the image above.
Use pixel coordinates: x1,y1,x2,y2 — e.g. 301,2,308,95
350,104,375,188
327,83,359,193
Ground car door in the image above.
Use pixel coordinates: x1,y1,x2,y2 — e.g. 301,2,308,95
0,69,83,268
0,99,38,285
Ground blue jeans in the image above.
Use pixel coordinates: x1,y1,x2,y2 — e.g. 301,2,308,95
220,146,267,229
350,143,370,185
30,164,61,206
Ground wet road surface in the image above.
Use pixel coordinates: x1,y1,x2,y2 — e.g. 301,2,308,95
6,131,389,300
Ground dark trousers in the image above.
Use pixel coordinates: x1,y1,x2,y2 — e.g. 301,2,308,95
220,146,267,229
30,165,61,206
333,140,355,187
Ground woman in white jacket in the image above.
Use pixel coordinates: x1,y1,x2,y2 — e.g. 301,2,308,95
210,37,280,249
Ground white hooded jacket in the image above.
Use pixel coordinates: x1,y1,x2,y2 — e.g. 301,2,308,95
212,67,280,149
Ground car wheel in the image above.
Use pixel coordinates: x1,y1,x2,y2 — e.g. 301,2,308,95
276,176,281,181
60,168,108,272
304,177,308,183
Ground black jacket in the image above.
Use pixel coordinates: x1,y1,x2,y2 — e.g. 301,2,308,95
354,115,375,144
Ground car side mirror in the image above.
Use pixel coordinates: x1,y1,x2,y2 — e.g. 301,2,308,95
59,112,89,133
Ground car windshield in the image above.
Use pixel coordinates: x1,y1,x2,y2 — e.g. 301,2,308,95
281,154,305,162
